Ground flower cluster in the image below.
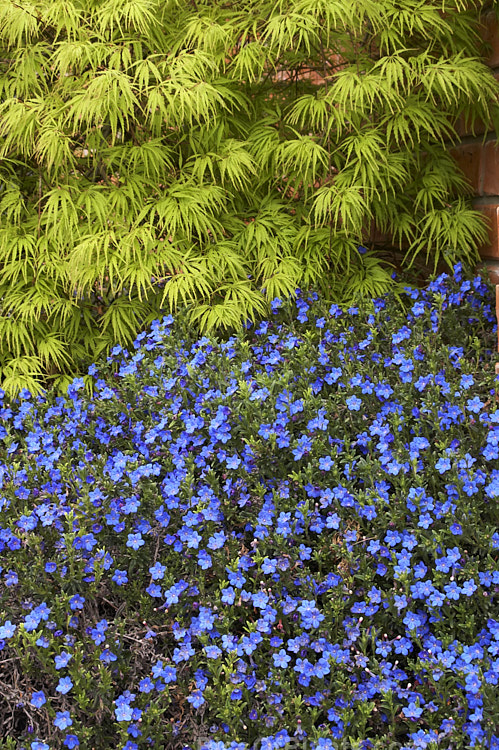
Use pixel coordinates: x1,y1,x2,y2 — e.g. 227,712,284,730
0,264,498,750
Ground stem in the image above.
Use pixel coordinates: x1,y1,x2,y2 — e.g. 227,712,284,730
37,169,42,240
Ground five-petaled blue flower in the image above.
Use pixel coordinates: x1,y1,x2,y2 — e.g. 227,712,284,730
54,711,73,730
55,651,73,669
273,649,292,668
56,677,73,694
402,702,423,719
69,594,85,611
126,533,145,550
30,691,46,707
0,620,16,639
346,396,362,411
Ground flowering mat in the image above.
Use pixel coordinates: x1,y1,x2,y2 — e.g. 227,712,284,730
0,265,498,750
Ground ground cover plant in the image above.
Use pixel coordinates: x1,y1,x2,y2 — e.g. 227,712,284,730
0,264,499,749
0,0,498,398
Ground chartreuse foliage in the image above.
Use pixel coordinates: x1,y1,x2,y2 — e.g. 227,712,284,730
0,0,498,399
0,266,499,750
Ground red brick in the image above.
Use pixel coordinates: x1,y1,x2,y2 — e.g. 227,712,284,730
449,143,482,192
454,113,488,138
481,141,499,196
476,203,499,259
477,260,499,285
454,73,499,138
307,70,325,85
481,12,499,67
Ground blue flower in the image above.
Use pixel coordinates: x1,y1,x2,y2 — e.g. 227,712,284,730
403,612,421,630
346,396,362,411
112,569,128,585
148,561,166,580
313,739,334,750
273,649,291,668
139,677,155,693
54,711,73,730
115,702,134,722
466,397,484,414
226,568,246,588
99,648,117,663
252,591,269,609
292,435,312,461
31,742,49,750
402,702,423,719
225,453,241,470
69,594,85,611
465,673,481,695
24,611,42,632
392,326,412,344
394,594,407,611
208,531,226,550
298,544,312,560
221,586,236,604
0,620,16,639
63,735,80,749
444,582,462,600
460,374,474,389
428,590,445,608
162,666,177,683
30,691,46,707
179,527,202,549
393,637,412,656
123,496,141,514
172,642,195,664
56,677,73,694
319,456,333,471
187,689,205,708
197,550,212,570
55,651,72,669
313,657,330,678
126,533,145,550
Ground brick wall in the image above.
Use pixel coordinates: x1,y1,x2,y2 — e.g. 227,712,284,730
450,10,499,278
